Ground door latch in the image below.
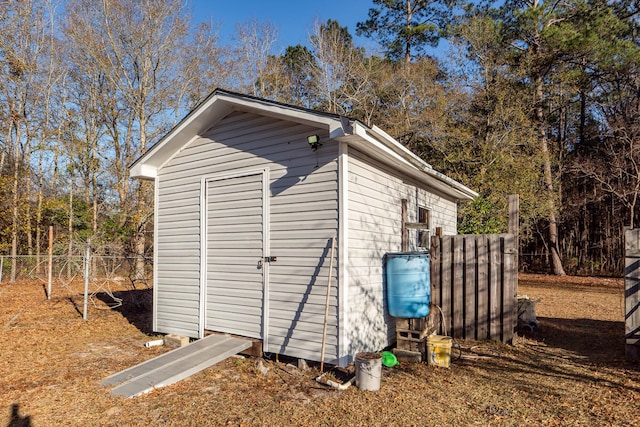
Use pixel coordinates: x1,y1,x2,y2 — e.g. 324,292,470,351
258,256,277,268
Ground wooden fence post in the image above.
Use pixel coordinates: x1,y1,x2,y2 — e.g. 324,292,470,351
430,234,441,323
441,235,453,336
489,235,501,341
503,234,517,343
508,194,519,268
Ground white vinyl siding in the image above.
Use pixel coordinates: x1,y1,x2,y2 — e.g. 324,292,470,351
155,111,339,363
345,149,458,355
155,175,201,337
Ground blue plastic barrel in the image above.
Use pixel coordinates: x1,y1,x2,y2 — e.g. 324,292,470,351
385,251,430,318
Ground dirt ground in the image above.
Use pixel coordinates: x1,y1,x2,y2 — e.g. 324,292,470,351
1,274,639,426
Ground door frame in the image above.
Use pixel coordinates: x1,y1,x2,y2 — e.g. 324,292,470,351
198,168,270,344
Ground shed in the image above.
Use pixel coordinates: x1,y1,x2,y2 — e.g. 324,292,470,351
130,89,477,366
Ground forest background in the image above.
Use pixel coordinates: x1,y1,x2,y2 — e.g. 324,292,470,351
1,0,639,281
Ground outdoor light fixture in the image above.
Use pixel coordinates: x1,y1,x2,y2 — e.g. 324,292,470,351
307,134,321,151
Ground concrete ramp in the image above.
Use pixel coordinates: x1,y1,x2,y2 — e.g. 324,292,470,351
102,334,252,397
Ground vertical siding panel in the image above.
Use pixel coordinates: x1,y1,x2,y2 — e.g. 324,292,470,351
452,236,465,338
489,235,501,341
503,234,517,343
440,236,453,335
337,142,348,365
464,236,476,340
476,236,489,340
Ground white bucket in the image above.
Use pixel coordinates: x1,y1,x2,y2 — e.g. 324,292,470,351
354,352,382,391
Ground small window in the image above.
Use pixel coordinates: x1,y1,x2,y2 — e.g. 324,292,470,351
419,207,430,226
418,207,430,248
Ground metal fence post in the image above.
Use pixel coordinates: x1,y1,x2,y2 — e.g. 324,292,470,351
47,226,53,300
83,240,90,320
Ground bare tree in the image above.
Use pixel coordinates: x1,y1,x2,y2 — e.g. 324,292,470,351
173,22,229,117
573,67,640,229
308,19,369,115
0,0,60,281
232,18,279,96
65,0,223,280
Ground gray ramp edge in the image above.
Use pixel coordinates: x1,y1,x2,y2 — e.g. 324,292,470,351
103,335,251,397
103,335,227,386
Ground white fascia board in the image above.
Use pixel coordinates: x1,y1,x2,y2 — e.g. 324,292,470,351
352,122,418,171
352,122,478,200
130,163,158,180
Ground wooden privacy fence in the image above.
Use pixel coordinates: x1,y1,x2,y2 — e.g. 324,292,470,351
430,234,518,343
624,229,640,361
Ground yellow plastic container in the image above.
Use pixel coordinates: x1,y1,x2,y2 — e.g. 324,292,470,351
426,335,452,367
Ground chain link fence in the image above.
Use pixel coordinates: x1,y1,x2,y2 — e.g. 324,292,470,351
0,247,153,320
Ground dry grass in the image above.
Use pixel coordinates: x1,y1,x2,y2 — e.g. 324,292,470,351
1,274,639,426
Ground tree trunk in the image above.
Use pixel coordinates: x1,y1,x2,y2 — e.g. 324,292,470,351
536,73,566,276
36,145,45,274
404,0,412,66
10,122,20,283
25,149,33,256
134,115,149,281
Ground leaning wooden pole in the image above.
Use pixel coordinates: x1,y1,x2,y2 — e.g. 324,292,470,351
320,236,336,373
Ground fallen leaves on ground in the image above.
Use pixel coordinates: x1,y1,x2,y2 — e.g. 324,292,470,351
1,275,639,426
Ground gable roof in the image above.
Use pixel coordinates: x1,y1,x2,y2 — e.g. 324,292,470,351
130,89,477,200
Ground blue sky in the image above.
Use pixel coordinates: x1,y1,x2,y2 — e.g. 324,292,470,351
189,0,380,54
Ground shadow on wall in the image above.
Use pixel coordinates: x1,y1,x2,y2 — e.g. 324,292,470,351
7,404,31,427
348,273,390,355
202,112,335,198
347,203,407,355
278,237,334,357
95,289,154,335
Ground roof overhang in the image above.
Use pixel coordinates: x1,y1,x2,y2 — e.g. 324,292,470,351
341,122,478,200
130,89,350,180
129,89,477,201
